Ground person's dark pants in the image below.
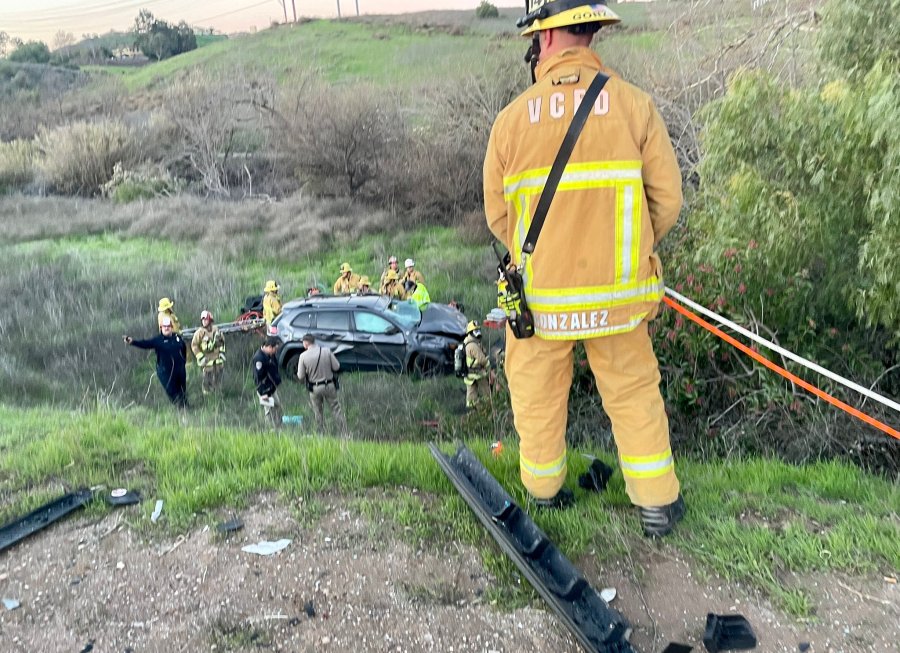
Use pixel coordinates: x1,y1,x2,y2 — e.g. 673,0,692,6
159,367,187,408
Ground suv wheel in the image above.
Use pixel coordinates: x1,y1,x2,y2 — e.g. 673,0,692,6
283,351,301,379
410,355,439,379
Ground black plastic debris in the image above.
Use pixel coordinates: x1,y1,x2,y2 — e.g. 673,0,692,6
430,443,635,653
703,613,757,652
798,643,810,652
78,640,95,653
106,489,141,506
304,600,316,617
578,458,615,493
216,517,244,533
661,645,693,653
0,489,95,554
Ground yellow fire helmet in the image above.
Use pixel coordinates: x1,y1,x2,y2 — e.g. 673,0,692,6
358,275,371,287
340,262,353,274
264,279,280,293
518,0,621,37
157,297,174,312
385,269,399,281
466,320,480,334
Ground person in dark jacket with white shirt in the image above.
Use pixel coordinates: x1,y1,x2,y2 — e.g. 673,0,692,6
252,336,283,428
124,316,188,407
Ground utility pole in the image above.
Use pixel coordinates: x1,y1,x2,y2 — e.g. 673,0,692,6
336,0,342,19
291,0,297,22
355,0,359,16
276,0,287,23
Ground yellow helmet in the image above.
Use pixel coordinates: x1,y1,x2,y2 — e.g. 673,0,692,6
264,279,280,293
157,297,174,312
340,262,352,274
359,275,371,286
518,0,621,37
466,320,480,334
385,269,399,281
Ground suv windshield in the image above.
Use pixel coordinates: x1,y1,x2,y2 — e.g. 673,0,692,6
385,300,421,328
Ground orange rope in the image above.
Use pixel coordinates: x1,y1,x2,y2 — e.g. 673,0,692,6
662,296,900,441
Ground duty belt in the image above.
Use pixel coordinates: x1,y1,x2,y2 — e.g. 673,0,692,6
311,379,334,386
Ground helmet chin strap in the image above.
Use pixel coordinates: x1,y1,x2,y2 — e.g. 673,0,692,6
524,34,540,83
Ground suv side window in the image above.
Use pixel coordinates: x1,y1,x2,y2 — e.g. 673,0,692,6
354,311,395,335
291,311,314,329
316,311,350,332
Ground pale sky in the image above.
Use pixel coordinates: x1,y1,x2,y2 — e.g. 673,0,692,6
0,0,522,44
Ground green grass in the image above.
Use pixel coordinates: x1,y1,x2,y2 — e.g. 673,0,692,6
87,20,521,91
0,405,896,616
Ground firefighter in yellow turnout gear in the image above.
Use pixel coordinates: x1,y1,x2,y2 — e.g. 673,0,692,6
463,321,491,409
263,280,283,328
333,263,361,295
483,0,684,535
191,310,226,395
157,297,181,334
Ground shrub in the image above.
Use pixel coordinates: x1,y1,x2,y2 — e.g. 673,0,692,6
100,162,182,202
36,120,142,196
475,1,500,19
8,41,51,64
0,139,35,193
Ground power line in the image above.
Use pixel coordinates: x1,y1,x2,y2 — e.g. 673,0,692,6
195,0,276,24
0,0,182,26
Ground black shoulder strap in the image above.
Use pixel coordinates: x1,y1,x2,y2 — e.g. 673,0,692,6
521,72,610,256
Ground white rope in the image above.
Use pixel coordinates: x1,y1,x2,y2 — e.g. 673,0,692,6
664,287,900,415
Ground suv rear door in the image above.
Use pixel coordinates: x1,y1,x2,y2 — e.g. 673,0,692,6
352,310,406,372
309,309,357,369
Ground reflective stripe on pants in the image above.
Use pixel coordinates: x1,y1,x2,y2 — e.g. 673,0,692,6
505,320,679,507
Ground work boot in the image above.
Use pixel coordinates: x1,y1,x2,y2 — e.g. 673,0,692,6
531,487,575,510
639,494,685,538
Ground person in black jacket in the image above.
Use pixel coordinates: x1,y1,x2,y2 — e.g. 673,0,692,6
252,336,283,428
124,316,188,408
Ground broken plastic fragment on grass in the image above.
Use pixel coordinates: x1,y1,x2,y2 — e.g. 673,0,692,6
2,598,20,611
241,539,292,556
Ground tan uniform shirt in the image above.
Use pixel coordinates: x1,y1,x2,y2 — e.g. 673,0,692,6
297,344,341,385
400,269,425,287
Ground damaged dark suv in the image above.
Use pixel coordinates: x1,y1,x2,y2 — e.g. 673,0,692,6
271,294,468,378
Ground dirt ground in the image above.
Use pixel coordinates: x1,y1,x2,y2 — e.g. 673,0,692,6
0,493,896,653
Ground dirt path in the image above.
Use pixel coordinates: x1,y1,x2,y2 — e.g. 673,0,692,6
0,494,896,652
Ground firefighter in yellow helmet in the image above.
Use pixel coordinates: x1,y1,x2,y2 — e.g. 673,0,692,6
191,310,226,395
157,297,181,334
380,268,405,299
357,276,373,294
380,255,400,289
263,280,283,328
333,262,361,295
483,0,684,536
463,321,491,409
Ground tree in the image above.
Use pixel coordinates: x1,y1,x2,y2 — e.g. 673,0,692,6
0,32,9,58
53,31,75,51
8,41,51,64
132,10,197,61
475,1,500,19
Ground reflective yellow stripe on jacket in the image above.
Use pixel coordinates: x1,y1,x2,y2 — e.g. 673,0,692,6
503,161,663,339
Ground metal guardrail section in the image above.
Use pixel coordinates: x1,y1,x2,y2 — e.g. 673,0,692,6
182,318,267,340
429,443,636,653
0,489,95,554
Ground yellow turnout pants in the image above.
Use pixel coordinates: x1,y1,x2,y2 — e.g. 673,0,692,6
505,321,679,508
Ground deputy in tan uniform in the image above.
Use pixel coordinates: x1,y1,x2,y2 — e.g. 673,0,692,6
157,297,181,334
262,279,283,328
483,0,684,536
296,334,349,437
463,321,491,409
190,309,226,395
380,269,406,299
333,263,360,295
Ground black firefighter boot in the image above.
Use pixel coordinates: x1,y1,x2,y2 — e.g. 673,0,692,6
638,494,686,538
